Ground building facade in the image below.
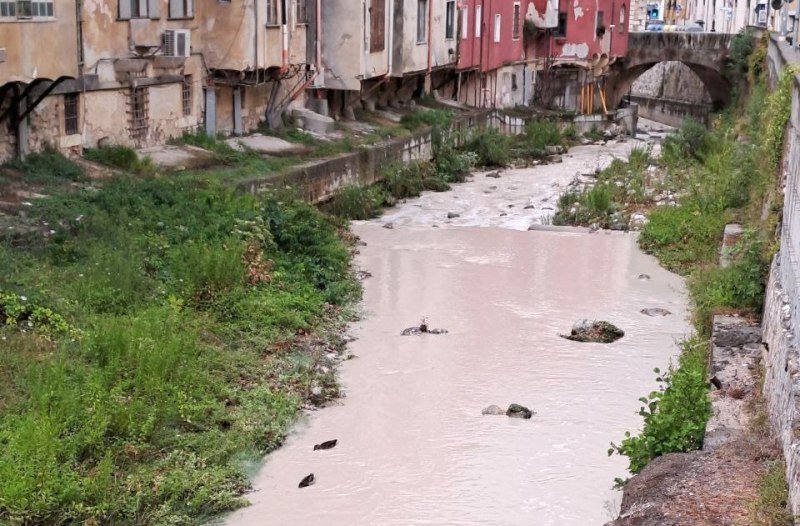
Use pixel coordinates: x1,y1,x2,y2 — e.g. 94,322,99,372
0,0,629,163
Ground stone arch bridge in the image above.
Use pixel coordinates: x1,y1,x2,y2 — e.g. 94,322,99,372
609,32,735,110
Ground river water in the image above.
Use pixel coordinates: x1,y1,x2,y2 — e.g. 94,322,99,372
225,128,689,526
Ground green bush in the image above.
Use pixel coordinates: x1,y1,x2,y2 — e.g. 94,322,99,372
465,128,512,167
609,338,711,475
327,184,385,220
521,119,563,157
7,147,85,184
662,119,713,165
726,29,755,80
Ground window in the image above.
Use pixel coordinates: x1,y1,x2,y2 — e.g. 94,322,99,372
119,0,157,19
370,0,385,51
445,0,455,39
266,0,278,25
1,0,53,18
182,76,192,116
169,0,193,18
296,0,307,23
461,7,468,39
129,87,149,145
512,2,521,40
475,5,481,37
64,93,79,135
417,0,427,43
596,10,605,37
493,13,500,43
619,4,626,32
555,12,567,37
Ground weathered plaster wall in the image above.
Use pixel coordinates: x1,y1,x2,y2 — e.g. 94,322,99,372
629,94,710,127
0,0,79,82
394,0,455,75
323,0,389,90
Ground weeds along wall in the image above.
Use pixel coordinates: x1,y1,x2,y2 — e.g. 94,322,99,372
760,33,800,516
235,110,527,203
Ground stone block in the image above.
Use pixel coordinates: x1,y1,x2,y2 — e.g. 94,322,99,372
293,107,335,135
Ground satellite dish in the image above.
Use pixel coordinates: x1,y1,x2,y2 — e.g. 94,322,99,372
771,0,782,10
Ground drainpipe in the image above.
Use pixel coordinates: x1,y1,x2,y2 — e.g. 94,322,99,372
282,0,290,70
427,0,434,75
317,0,322,75
388,0,395,75
254,0,259,71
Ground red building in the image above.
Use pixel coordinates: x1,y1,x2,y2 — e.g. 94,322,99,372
454,0,629,111
529,0,630,111
455,0,532,108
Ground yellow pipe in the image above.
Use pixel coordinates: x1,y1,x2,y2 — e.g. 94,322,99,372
599,84,608,114
580,84,585,115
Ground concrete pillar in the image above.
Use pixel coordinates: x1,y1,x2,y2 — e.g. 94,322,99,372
720,223,744,268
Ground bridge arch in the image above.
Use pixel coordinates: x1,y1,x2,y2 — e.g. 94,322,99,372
609,32,734,110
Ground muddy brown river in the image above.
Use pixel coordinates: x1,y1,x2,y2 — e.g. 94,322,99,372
225,129,689,526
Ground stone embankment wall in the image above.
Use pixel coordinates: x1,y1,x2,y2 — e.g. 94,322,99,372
760,31,800,515
630,62,712,126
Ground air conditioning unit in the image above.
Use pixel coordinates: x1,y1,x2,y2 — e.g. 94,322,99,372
162,29,191,58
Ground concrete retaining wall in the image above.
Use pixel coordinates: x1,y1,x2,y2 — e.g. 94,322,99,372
236,110,525,203
630,95,711,128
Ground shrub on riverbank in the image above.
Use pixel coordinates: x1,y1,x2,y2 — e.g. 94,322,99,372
466,128,513,167
609,338,711,475
0,175,359,524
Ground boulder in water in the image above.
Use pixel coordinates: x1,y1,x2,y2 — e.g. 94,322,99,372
506,404,534,419
641,308,672,317
562,319,624,343
482,404,506,415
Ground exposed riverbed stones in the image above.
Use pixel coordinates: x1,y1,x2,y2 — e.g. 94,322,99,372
561,319,625,343
481,405,506,415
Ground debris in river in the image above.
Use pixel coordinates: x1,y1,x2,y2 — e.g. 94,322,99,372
447,212,460,219
641,308,672,317
506,404,534,419
355,270,372,280
561,320,625,343
401,317,449,336
299,473,315,488
314,439,338,451
383,222,394,229
486,171,501,178
638,274,651,280
482,405,506,415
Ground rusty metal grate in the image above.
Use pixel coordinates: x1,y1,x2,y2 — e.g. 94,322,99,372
128,87,149,145
64,93,79,135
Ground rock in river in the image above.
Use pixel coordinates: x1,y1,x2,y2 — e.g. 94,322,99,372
641,308,672,317
561,319,624,343
482,404,506,415
506,404,534,419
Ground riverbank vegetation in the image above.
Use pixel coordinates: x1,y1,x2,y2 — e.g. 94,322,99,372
0,172,359,524
606,33,793,488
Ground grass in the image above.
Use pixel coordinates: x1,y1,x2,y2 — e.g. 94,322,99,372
84,145,156,176
5,147,86,186
749,462,795,525
0,174,359,525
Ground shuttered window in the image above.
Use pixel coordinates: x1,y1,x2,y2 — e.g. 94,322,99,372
445,0,455,39
512,3,521,39
370,0,385,52
119,0,158,19
266,0,278,25
169,0,193,18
